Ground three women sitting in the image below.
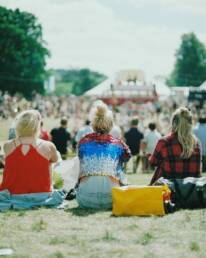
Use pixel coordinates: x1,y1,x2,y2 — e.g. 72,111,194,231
0,110,65,210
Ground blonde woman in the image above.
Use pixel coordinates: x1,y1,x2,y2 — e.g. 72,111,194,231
0,110,65,210
149,107,201,185
76,102,131,209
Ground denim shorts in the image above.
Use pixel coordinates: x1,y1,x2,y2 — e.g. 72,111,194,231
76,176,118,209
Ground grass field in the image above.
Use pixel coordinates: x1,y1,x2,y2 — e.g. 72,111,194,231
0,119,206,258
1,173,206,258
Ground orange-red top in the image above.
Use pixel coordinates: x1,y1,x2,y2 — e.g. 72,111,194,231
0,144,51,194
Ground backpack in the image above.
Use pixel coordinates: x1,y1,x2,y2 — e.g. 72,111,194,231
156,177,206,209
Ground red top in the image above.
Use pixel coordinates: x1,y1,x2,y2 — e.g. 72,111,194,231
0,144,51,194
40,129,50,141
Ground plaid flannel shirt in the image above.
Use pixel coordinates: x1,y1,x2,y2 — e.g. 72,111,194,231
149,132,201,185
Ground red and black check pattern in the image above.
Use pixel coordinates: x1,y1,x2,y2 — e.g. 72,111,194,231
149,132,201,185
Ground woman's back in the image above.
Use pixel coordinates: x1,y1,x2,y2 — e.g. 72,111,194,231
150,107,201,185
0,138,57,194
150,133,201,184
76,102,131,209
78,133,130,179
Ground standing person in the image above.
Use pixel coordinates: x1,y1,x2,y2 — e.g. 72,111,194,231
76,102,131,209
75,119,93,143
0,110,65,210
141,122,161,172
124,117,143,173
149,107,201,185
50,117,71,159
110,123,122,139
193,115,206,172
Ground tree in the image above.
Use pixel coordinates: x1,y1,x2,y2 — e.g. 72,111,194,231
51,68,106,96
0,7,49,98
72,69,94,96
167,33,206,87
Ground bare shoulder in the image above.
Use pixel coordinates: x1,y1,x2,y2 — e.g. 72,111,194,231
3,140,16,155
37,139,56,151
44,140,56,150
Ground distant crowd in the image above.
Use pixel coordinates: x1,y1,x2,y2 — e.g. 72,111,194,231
0,92,206,211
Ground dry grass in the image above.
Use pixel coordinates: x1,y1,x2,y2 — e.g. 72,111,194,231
0,173,206,258
0,119,206,258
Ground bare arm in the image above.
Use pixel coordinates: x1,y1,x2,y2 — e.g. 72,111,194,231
48,142,58,163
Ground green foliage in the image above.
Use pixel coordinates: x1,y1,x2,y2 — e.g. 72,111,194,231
51,68,106,96
0,6,49,98
167,32,206,87
52,172,63,189
54,82,73,96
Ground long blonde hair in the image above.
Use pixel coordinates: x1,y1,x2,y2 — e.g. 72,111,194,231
15,110,41,138
91,102,113,134
171,107,197,158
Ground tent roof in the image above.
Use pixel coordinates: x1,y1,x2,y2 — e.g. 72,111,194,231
85,78,111,96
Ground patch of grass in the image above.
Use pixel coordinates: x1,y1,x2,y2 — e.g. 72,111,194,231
144,253,159,258
102,230,117,241
67,207,100,216
17,211,26,217
51,251,65,258
127,223,139,230
32,218,47,232
190,241,200,252
49,236,66,245
137,232,154,245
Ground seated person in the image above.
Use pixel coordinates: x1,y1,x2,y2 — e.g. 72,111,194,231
0,110,65,210
149,107,201,185
76,102,131,209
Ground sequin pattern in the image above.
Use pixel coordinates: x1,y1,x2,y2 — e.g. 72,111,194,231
78,133,131,179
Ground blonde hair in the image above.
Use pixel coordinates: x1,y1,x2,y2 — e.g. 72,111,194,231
91,102,113,134
171,107,197,158
15,110,41,138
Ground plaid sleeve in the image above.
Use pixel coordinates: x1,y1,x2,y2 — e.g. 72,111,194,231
149,139,165,166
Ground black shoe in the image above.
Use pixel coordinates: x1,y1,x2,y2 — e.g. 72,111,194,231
164,201,176,213
65,189,76,201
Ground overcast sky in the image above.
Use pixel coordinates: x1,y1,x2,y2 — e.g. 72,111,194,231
0,0,206,79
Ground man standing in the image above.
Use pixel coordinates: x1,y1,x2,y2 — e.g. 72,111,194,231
50,117,71,159
141,122,161,172
124,117,143,173
75,119,93,143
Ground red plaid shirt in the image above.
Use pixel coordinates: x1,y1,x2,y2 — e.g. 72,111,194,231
149,132,201,185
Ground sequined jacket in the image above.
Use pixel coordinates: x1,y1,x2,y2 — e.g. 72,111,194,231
78,133,131,182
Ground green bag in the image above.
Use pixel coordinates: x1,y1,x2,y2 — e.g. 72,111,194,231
157,177,206,209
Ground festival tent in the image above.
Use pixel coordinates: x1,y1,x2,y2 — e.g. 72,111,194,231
84,78,112,97
199,80,206,90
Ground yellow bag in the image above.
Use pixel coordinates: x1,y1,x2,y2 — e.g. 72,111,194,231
112,185,170,216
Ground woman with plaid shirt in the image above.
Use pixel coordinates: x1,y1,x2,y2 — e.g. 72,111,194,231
149,107,201,185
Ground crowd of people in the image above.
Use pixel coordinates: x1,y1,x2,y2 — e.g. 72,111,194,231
0,91,206,210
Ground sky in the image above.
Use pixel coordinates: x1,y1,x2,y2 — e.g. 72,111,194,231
0,0,206,80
